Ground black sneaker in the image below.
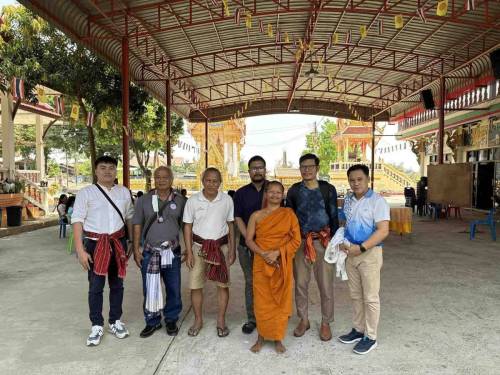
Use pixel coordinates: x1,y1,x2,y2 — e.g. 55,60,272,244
140,323,162,338
353,336,378,355
338,328,364,344
242,321,256,334
166,321,179,336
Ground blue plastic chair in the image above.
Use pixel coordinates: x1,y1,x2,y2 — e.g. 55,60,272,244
470,209,496,241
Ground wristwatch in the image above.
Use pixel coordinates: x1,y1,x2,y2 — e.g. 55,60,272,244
360,244,367,253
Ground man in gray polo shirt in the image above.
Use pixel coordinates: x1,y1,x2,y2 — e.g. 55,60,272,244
132,166,185,338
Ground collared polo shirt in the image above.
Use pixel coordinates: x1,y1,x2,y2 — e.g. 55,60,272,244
343,189,390,245
72,184,134,235
132,191,185,246
183,190,234,240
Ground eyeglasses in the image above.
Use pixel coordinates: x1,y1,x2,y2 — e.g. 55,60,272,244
249,167,265,172
299,164,317,171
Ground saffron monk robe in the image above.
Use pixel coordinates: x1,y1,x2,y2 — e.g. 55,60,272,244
245,181,301,354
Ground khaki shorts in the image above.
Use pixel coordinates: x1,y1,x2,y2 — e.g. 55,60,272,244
189,242,231,290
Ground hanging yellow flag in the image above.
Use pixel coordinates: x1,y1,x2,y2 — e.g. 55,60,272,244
284,32,290,43
70,104,79,120
267,24,273,37
298,38,304,50
360,25,367,39
436,0,448,16
332,33,339,45
100,115,108,129
245,12,252,29
295,49,302,63
36,87,46,103
394,14,404,29
318,57,323,69
309,41,315,51
222,0,230,16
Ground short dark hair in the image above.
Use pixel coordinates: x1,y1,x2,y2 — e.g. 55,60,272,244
347,164,370,177
248,155,266,168
202,167,222,182
299,153,320,166
95,155,118,168
265,180,284,193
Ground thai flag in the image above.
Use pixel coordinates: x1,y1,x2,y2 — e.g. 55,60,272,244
11,78,25,99
417,7,427,23
275,29,281,43
378,19,384,35
466,0,475,11
86,112,94,127
345,30,351,44
55,96,64,115
234,7,241,25
259,19,264,33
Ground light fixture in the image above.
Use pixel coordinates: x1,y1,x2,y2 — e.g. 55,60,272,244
304,65,320,79
289,106,300,113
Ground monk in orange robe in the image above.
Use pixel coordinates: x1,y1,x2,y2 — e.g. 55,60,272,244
246,181,301,353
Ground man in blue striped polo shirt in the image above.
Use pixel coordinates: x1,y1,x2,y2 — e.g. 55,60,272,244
338,164,390,355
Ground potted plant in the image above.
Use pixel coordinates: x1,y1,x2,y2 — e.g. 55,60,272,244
0,178,25,227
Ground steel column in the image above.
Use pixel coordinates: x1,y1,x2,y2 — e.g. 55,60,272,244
204,118,209,169
122,36,130,187
438,76,446,164
166,79,172,166
371,118,375,189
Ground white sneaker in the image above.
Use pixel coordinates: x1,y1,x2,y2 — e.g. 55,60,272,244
108,320,129,339
86,325,103,346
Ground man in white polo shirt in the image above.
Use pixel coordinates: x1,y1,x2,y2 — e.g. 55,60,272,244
338,164,390,355
183,167,236,338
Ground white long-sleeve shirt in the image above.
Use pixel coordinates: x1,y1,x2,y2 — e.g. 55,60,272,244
71,184,134,235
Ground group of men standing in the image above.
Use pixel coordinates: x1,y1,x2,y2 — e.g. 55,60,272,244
72,152,389,356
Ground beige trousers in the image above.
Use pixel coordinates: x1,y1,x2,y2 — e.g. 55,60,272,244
346,246,383,340
293,239,335,324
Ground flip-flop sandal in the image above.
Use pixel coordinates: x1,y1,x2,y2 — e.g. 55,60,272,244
188,325,202,337
217,326,230,337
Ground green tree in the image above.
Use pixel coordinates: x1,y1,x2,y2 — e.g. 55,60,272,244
303,119,338,177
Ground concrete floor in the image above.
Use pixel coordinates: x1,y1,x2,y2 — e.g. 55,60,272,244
0,215,499,375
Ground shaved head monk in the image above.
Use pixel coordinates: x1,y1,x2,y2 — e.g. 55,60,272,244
245,181,301,353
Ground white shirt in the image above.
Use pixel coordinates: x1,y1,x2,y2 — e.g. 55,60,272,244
343,189,390,245
182,190,234,240
71,184,134,235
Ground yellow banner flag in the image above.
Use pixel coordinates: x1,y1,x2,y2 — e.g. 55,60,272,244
267,23,273,37
222,0,230,16
100,115,108,129
36,87,45,103
70,104,79,120
436,0,448,16
394,14,404,29
298,38,304,50
284,32,290,43
245,12,252,28
295,49,302,63
318,56,323,69
360,25,367,39
332,33,339,45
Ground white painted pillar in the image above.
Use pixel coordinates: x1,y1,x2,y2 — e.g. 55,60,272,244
35,115,45,180
1,91,15,179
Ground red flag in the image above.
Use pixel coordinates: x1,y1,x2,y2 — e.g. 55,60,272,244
11,78,25,99
86,112,95,127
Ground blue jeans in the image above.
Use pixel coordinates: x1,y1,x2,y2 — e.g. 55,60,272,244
141,248,182,326
85,238,126,326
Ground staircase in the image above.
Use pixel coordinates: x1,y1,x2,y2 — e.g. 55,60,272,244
329,162,417,194
15,170,49,216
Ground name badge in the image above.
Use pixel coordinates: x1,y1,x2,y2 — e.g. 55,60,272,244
170,202,177,210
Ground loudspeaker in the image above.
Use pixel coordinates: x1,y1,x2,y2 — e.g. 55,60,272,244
490,49,500,79
421,89,435,110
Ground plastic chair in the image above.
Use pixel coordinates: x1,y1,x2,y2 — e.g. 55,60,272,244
470,209,496,241
446,205,462,219
58,218,67,238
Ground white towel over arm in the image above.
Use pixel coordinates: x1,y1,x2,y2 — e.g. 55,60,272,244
324,227,350,281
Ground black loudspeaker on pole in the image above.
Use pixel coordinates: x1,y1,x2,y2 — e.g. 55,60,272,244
490,49,500,80
420,89,435,110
